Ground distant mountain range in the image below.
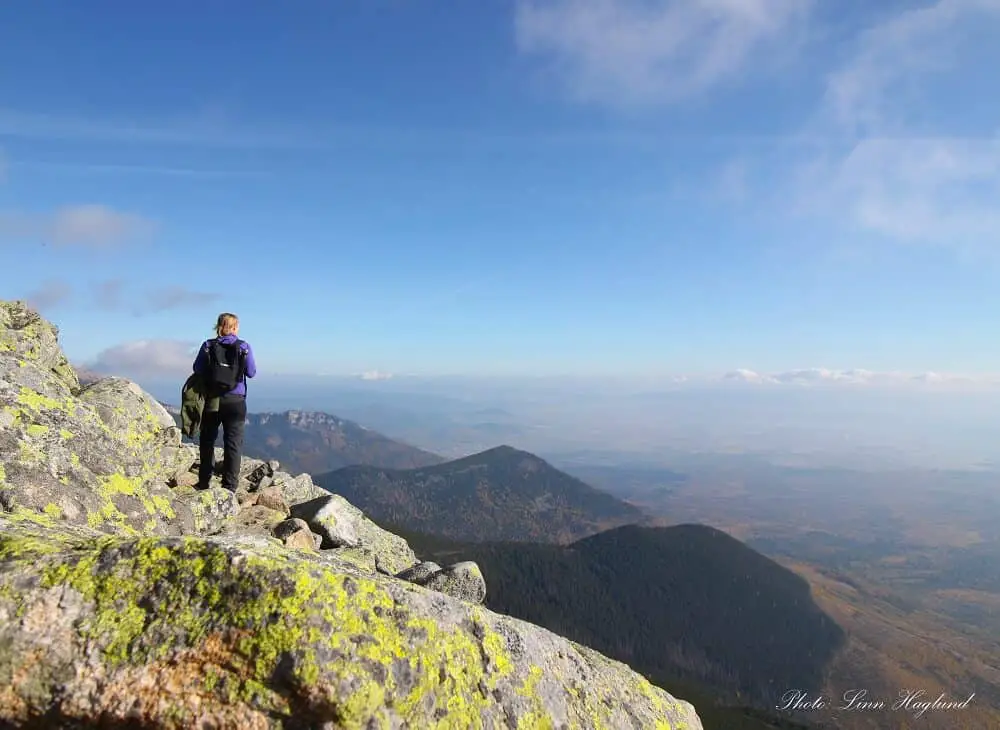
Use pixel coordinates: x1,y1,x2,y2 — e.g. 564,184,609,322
161,406,446,473
314,445,649,544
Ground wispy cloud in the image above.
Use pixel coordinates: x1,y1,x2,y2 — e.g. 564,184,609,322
24,279,73,311
800,136,1000,247
798,0,1000,250
0,204,156,248
92,279,220,315
514,0,810,107
676,0,1000,252
144,285,220,313
87,339,199,377
821,0,992,136
0,108,311,149
12,159,266,178
93,279,125,311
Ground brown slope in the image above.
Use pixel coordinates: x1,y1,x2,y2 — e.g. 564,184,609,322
782,560,1000,730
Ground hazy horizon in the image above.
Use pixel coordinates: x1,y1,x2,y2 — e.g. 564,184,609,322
123,368,1000,473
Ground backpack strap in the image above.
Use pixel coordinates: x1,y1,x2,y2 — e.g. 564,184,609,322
235,339,248,396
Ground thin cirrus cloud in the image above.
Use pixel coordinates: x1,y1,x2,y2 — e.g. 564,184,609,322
515,0,1000,253
0,107,312,150
17,279,220,316
796,0,1000,250
24,279,73,311
0,204,156,248
514,0,810,107
93,279,220,315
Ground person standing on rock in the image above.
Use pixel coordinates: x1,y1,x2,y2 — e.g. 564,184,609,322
192,313,257,492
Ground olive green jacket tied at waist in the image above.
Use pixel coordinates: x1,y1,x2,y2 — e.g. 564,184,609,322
180,373,220,439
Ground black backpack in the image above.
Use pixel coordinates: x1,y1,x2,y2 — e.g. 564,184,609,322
205,339,247,397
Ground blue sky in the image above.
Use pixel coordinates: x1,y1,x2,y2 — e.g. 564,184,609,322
1,0,999,383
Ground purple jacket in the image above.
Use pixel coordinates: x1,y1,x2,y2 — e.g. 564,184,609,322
192,334,257,397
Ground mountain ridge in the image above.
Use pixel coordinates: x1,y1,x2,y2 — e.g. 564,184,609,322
315,443,648,544
161,403,447,473
1,298,705,728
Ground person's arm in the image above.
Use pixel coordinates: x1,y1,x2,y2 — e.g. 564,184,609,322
243,342,257,379
192,341,208,373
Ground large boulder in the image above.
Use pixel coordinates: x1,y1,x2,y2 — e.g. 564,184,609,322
0,300,79,391
291,494,418,575
0,301,194,536
0,519,704,730
272,470,328,505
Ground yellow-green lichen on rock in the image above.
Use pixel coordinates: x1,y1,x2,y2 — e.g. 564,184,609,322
0,300,195,536
0,521,703,729
0,299,704,728
0,300,79,392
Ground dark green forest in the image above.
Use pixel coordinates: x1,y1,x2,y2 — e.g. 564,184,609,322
391,522,843,730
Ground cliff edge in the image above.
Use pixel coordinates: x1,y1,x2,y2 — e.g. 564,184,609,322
0,300,703,729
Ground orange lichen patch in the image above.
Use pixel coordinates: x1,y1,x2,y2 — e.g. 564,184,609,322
59,632,275,730
0,648,38,723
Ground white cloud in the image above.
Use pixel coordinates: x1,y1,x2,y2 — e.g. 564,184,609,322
724,368,773,384
514,0,810,107
0,204,156,248
817,137,1000,247
822,0,999,135
797,0,1000,248
721,367,998,387
24,279,73,311
87,339,199,378
359,370,394,381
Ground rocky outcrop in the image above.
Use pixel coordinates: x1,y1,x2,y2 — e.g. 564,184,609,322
0,300,703,729
0,521,702,729
0,303,194,537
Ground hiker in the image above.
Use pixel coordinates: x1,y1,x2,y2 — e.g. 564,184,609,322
191,312,257,491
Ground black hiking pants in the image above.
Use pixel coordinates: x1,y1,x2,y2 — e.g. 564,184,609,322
198,394,247,491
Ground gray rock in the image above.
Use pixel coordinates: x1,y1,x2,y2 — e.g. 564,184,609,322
173,486,239,535
0,301,191,536
226,504,288,538
423,561,488,604
0,300,79,391
273,517,312,541
290,494,361,548
271,471,327,505
290,494,418,575
0,521,704,729
396,561,442,584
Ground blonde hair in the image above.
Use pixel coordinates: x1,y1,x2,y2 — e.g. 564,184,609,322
215,313,239,337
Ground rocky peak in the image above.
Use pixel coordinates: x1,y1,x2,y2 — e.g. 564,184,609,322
0,299,703,729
